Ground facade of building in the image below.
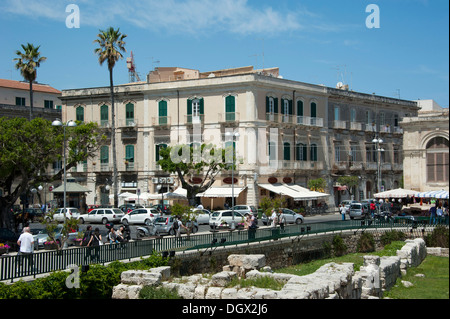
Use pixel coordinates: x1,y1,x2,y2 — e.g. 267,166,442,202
60,66,419,209
0,78,62,120
401,100,449,192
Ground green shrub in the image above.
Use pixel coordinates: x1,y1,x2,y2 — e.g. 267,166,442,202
357,232,375,253
425,226,449,248
380,230,406,246
332,235,347,257
139,286,182,299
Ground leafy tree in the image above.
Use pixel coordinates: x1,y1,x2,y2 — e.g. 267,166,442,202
307,178,326,192
259,197,286,217
93,27,127,208
157,143,231,206
13,43,47,120
337,176,359,196
0,117,103,229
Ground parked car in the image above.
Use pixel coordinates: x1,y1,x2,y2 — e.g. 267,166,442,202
348,202,370,220
121,208,160,226
261,208,304,225
33,225,78,249
209,210,245,229
119,203,144,213
153,215,198,235
46,208,81,222
192,208,212,225
232,205,258,217
78,208,124,224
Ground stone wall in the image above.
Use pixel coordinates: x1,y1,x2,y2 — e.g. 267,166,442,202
112,238,429,299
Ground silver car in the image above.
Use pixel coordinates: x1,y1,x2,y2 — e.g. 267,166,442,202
78,208,124,224
262,208,304,225
46,208,80,222
193,208,212,225
33,225,78,249
349,203,370,220
153,216,198,235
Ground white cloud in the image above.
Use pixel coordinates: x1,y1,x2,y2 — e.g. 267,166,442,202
0,0,323,35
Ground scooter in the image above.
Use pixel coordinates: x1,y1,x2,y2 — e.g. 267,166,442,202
135,222,161,239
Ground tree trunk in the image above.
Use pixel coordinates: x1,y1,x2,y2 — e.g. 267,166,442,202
29,80,33,120
109,67,119,208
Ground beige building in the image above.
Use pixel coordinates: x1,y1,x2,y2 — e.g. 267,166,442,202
60,66,419,209
401,100,449,192
0,78,61,120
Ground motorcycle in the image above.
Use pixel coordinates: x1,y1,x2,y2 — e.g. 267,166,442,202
135,222,161,239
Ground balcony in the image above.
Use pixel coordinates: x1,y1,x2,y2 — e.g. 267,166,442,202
185,114,204,125
380,125,391,134
333,120,347,130
271,160,324,171
296,116,324,127
218,112,240,124
365,162,377,171
393,126,403,134
365,123,376,133
350,122,363,131
118,119,138,128
349,161,363,171
152,116,171,127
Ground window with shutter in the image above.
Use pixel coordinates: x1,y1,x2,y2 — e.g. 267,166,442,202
159,100,168,125
76,106,84,122
125,145,135,163
100,104,108,126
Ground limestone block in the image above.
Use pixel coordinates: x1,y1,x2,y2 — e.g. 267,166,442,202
205,287,223,299
227,254,266,270
211,271,237,287
112,284,142,299
177,284,196,299
194,285,207,299
121,270,161,286
128,285,143,299
150,266,171,280
221,288,239,299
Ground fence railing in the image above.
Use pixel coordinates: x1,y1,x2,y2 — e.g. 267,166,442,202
1,217,447,282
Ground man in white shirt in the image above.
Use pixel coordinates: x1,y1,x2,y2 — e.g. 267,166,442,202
17,227,34,271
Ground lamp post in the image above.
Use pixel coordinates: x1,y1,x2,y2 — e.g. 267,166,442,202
52,119,77,223
225,131,240,230
372,137,384,194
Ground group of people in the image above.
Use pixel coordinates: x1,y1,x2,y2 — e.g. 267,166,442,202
428,200,448,225
269,209,287,230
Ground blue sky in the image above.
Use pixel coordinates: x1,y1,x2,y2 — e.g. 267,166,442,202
0,0,448,107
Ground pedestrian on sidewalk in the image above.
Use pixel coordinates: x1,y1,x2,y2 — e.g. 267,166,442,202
17,227,35,272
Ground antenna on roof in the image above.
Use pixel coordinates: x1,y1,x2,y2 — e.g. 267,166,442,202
126,51,141,82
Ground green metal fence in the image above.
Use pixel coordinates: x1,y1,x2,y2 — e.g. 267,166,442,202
1,217,447,282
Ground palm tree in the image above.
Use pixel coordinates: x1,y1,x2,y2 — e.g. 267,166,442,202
14,43,47,120
94,27,127,207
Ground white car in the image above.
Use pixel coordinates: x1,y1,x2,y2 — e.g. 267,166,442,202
47,207,81,222
193,208,212,225
121,208,160,226
209,210,245,229
262,208,304,225
78,208,124,224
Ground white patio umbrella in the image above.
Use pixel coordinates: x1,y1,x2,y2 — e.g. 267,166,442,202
374,188,419,199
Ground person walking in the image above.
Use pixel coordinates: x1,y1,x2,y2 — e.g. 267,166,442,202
17,227,34,273
339,205,346,221
278,209,286,232
174,216,187,242
87,228,102,262
429,204,437,225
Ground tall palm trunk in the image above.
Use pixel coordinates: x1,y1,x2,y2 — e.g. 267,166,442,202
109,67,119,208
29,80,33,120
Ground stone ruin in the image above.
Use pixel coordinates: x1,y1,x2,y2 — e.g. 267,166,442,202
112,238,429,299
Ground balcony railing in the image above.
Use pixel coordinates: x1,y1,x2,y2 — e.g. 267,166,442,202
118,119,138,127
333,120,347,130
219,112,239,123
185,114,204,124
350,122,363,131
152,116,171,126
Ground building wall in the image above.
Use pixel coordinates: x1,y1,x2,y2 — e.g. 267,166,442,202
61,70,419,208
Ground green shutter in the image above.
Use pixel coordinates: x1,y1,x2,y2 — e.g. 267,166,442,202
159,101,167,117
187,99,192,115
126,103,134,120
289,100,293,115
266,96,270,113
297,101,304,116
284,143,291,161
100,104,108,121
311,102,317,118
125,145,134,162
100,146,109,164
274,98,278,113
225,95,235,113
199,98,204,115
76,106,84,122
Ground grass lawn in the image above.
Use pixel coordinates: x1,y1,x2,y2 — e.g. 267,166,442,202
383,255,449,299
275,241,449,299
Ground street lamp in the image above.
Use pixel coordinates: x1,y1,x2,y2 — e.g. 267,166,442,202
52,119,77,223
225,131,240,230
372,137,384,194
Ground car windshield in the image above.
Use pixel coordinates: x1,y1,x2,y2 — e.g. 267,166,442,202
112,209,123,214
350,204,362,209
211,212,221,217
154,217,167,223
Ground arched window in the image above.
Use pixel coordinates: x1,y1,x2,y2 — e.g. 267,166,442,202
125,103,134,125
283,142,291,161
158,100,168,125
310,143,318,162
296,143,307,161
225,95,236,121
76,106,84,122
100,104,108,127
426,137,449,183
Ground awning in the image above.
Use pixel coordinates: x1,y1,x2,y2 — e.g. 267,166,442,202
374,188,419,199
52,182,91,193
197,186,246,198
259,184,329,201
416,190,449,199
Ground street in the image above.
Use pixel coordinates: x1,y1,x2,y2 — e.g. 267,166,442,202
25,212,342,247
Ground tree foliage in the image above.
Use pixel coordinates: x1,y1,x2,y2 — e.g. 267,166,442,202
0,117,103,229
157,143,232,205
